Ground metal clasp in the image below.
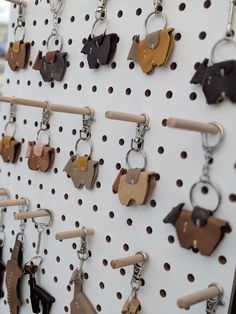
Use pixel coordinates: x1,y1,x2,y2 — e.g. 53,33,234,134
79,108,94,140
17,1,24,27
95,0,107,20
206,284,224,313
225,0,236,38
131,114,149,151
77,227,89,272
153,0,163,13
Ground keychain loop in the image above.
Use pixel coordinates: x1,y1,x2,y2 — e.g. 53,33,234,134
37,108,51,145
91,18,108,38
75,138,93,157
201,123,224,155
46,31,63,51
14,1,25,41
125,148,147,170
17,197,30,242
144,11,167,36
24,255,43,268
210,37,236,64
14,24,25,41
4,103,17,137
32,209,54,229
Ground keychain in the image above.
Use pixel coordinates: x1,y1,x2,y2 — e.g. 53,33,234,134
191,0,236,104
26,107,55,173
69,227,97,314
0,103,21,164
127,0,175,74
5,198,29,314
33,0,68,82
6,1,31,71
81,0,119,69
112,115,156,206
64,108,99,190
164,124,231,256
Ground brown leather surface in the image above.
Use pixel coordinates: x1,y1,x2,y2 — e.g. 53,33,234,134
128,28,174,74
164,204,231,256
0,135,21,164
117,169,156,206
122,297,141,314
26,142,55,173
112,168,127,194
64,155,99,189
6,239,23,314
6,40,31,71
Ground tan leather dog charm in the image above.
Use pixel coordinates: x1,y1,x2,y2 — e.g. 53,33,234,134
6,40,31,71
64,155,99,189
128,28,174,74
113,168,156,206
122,297,141,314
0,135,21,164
6,239,23,314
26,141,55,173
164,203,231,256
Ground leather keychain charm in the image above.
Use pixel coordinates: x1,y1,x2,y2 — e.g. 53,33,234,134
0,243,6,299
122,297,141,314
26,108,55,173
0,104,21,164
81,0,119,69
33,0,68,82
6,2,31,71
127,2,174,74
6,238,23,314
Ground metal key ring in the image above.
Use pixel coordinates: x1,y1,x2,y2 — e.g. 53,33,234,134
190,180,221,213
46,31,63,51
4,122,16,138
24,255,43,268
32,209,54,229
125,148,147,170
144,11,167,36
210,37,236,64
36,129,50,146
75,138,93,157
202,122,224,154
91,17,108,38
14,24,25,41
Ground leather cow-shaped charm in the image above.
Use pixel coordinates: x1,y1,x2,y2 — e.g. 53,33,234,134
113,168,156,206
190,58,236,104
64,155,99,189
5,40,31,71
127,28,174,74
163,203,231,256
0,135,21,164
26,141,55,173
81,32,119,69
33,50,68,82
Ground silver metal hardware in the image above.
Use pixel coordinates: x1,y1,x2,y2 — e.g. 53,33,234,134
17,197,30,243
47,0,64,51
153,0,163,13
5,104,16,137
95,0,107,21
14,0,25,41
77,227,89,272
226,0,236,38
0,189,10,247
206,283,224,313
37,108,51,145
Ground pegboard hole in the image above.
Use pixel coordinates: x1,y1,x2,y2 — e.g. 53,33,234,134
123,243,129,251
218,256,227,265
120,268,126,276
187,274,195,282
164,263,171,271
168,235,175,243
116,292,122,300
160,289,167,298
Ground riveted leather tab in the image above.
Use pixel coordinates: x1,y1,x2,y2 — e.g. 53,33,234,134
6,40,31,71
45,51,57,63
122,297,141,314
144,30,160,49
12,41,21,53
77,156,89,172
126,168,141,184
33,143,45,157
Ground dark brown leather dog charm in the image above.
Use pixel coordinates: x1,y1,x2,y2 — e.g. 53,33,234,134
33,50,68,82
26,141,55,173
64,155,99,189
81,32,119,69
163,203,231,256
6,239,23,314
113,168,156,206
0,135,21,164
6,40,31,71
128,28,174,74
190,58,236,104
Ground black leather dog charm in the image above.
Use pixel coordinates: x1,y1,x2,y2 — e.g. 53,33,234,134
81,32,119,69
190,58,236,104
33,50,68,82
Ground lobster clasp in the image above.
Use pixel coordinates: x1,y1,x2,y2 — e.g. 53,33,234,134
206,283,224,313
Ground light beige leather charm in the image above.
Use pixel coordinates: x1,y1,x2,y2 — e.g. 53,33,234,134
122,297,141,314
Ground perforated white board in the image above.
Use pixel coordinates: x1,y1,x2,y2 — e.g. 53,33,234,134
0,0,236,313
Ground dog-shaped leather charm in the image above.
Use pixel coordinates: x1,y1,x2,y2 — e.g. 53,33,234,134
26,141,55,173
113,168,156,206
190,58,236,104
163,203,231,256
81,32,119,69
0,135,21,164
122,297,141,314
5,40,31,71
64,155,99,189
33,50,68,82
128,28,174,74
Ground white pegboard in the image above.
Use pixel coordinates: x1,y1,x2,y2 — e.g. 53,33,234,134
0,0,236,313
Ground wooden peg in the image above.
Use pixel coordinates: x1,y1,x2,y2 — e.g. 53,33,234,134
105,111,148,124
177,285,222,309
55,228,95,240
0,189,9,196
0,198,28,208
167,118,220,134
111,252,148,269
14,209,50,220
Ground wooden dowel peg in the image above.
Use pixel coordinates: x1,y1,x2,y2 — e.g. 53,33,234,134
0,198,28,208
55,228,95,240
111,252,149,269
14,209,50,220
5,0,26,6
177,284,223,309
0,189,9,196
0,96,92,116
105,111,148,124
167,118,220,135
